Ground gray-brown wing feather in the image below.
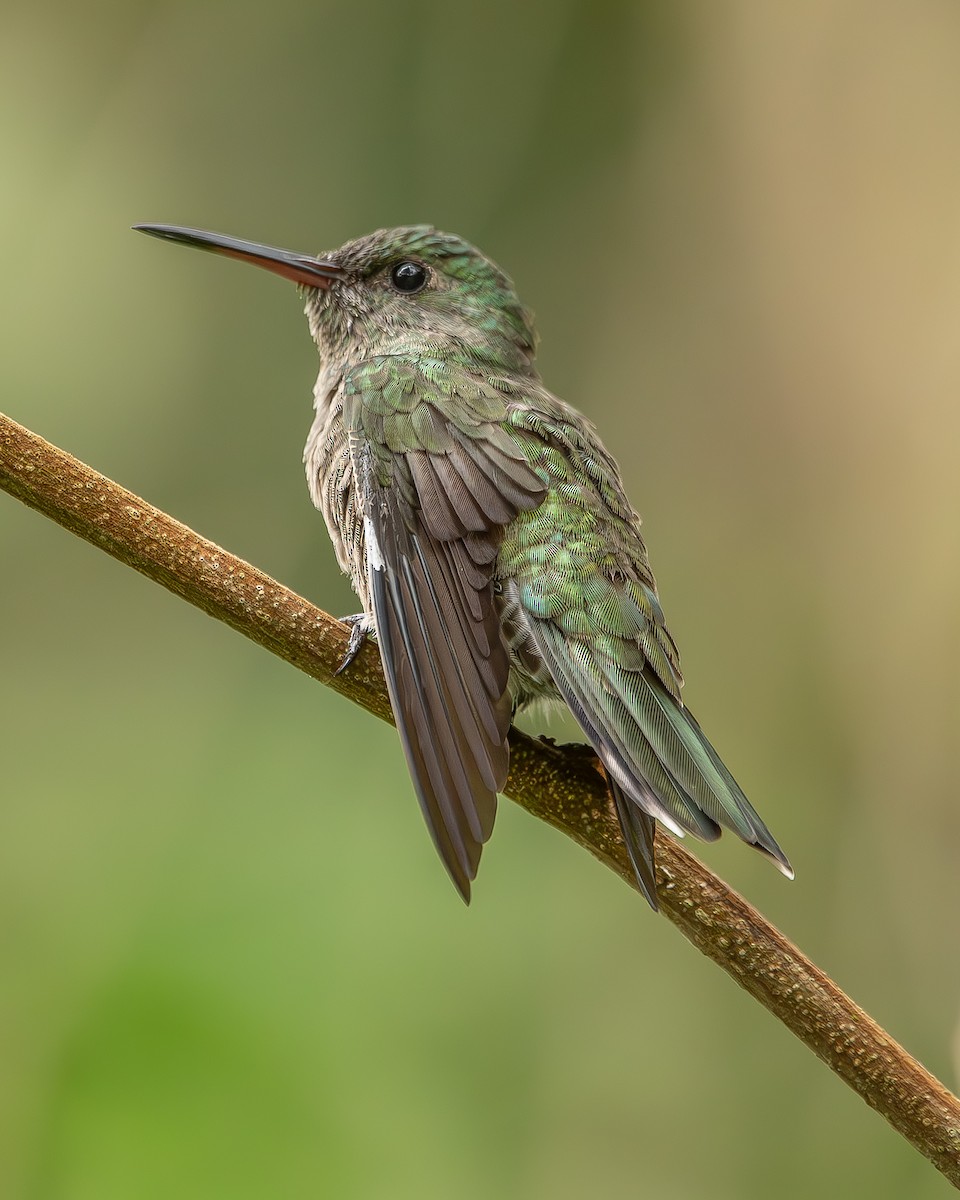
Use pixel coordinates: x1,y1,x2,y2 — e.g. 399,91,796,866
367,497,506,897
354,421,545,900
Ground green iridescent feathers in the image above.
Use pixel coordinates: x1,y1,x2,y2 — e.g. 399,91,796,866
342,338,791,902
500,397,792,896
138,219,793,903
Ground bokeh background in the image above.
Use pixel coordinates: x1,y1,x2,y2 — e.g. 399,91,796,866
3,2,960,1196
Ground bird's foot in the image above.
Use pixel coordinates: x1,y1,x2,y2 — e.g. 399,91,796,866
335,613,376,676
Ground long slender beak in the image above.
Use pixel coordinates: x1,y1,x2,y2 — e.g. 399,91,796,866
133,224,343,289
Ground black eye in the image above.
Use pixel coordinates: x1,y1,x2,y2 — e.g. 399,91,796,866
390,261,428,293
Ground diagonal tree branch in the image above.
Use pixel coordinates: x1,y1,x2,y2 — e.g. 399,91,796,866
1,409,958,1186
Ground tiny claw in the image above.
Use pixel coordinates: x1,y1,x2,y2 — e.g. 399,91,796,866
335,613,375,676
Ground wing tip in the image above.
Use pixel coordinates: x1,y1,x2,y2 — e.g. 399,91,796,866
448,863,474,904
432,823,481,905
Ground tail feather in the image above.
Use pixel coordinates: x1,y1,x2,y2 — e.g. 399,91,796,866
681,704,794,878
530,623,793,891
608,775,659,911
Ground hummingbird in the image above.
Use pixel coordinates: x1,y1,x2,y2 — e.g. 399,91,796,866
134,222,793,908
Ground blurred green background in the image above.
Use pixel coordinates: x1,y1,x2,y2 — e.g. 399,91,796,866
2,1,960,1196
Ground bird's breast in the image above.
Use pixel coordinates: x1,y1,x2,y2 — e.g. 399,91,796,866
304,383,369,610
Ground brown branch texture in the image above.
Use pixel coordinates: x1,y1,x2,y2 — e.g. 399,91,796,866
1,410,958,1187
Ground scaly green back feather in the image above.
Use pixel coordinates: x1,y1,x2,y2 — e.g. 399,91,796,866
498,388,792,891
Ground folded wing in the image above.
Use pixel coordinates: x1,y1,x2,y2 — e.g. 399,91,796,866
345,358,545,899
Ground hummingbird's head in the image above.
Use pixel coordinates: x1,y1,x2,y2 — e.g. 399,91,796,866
304,226,538,374
134,223,539,376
